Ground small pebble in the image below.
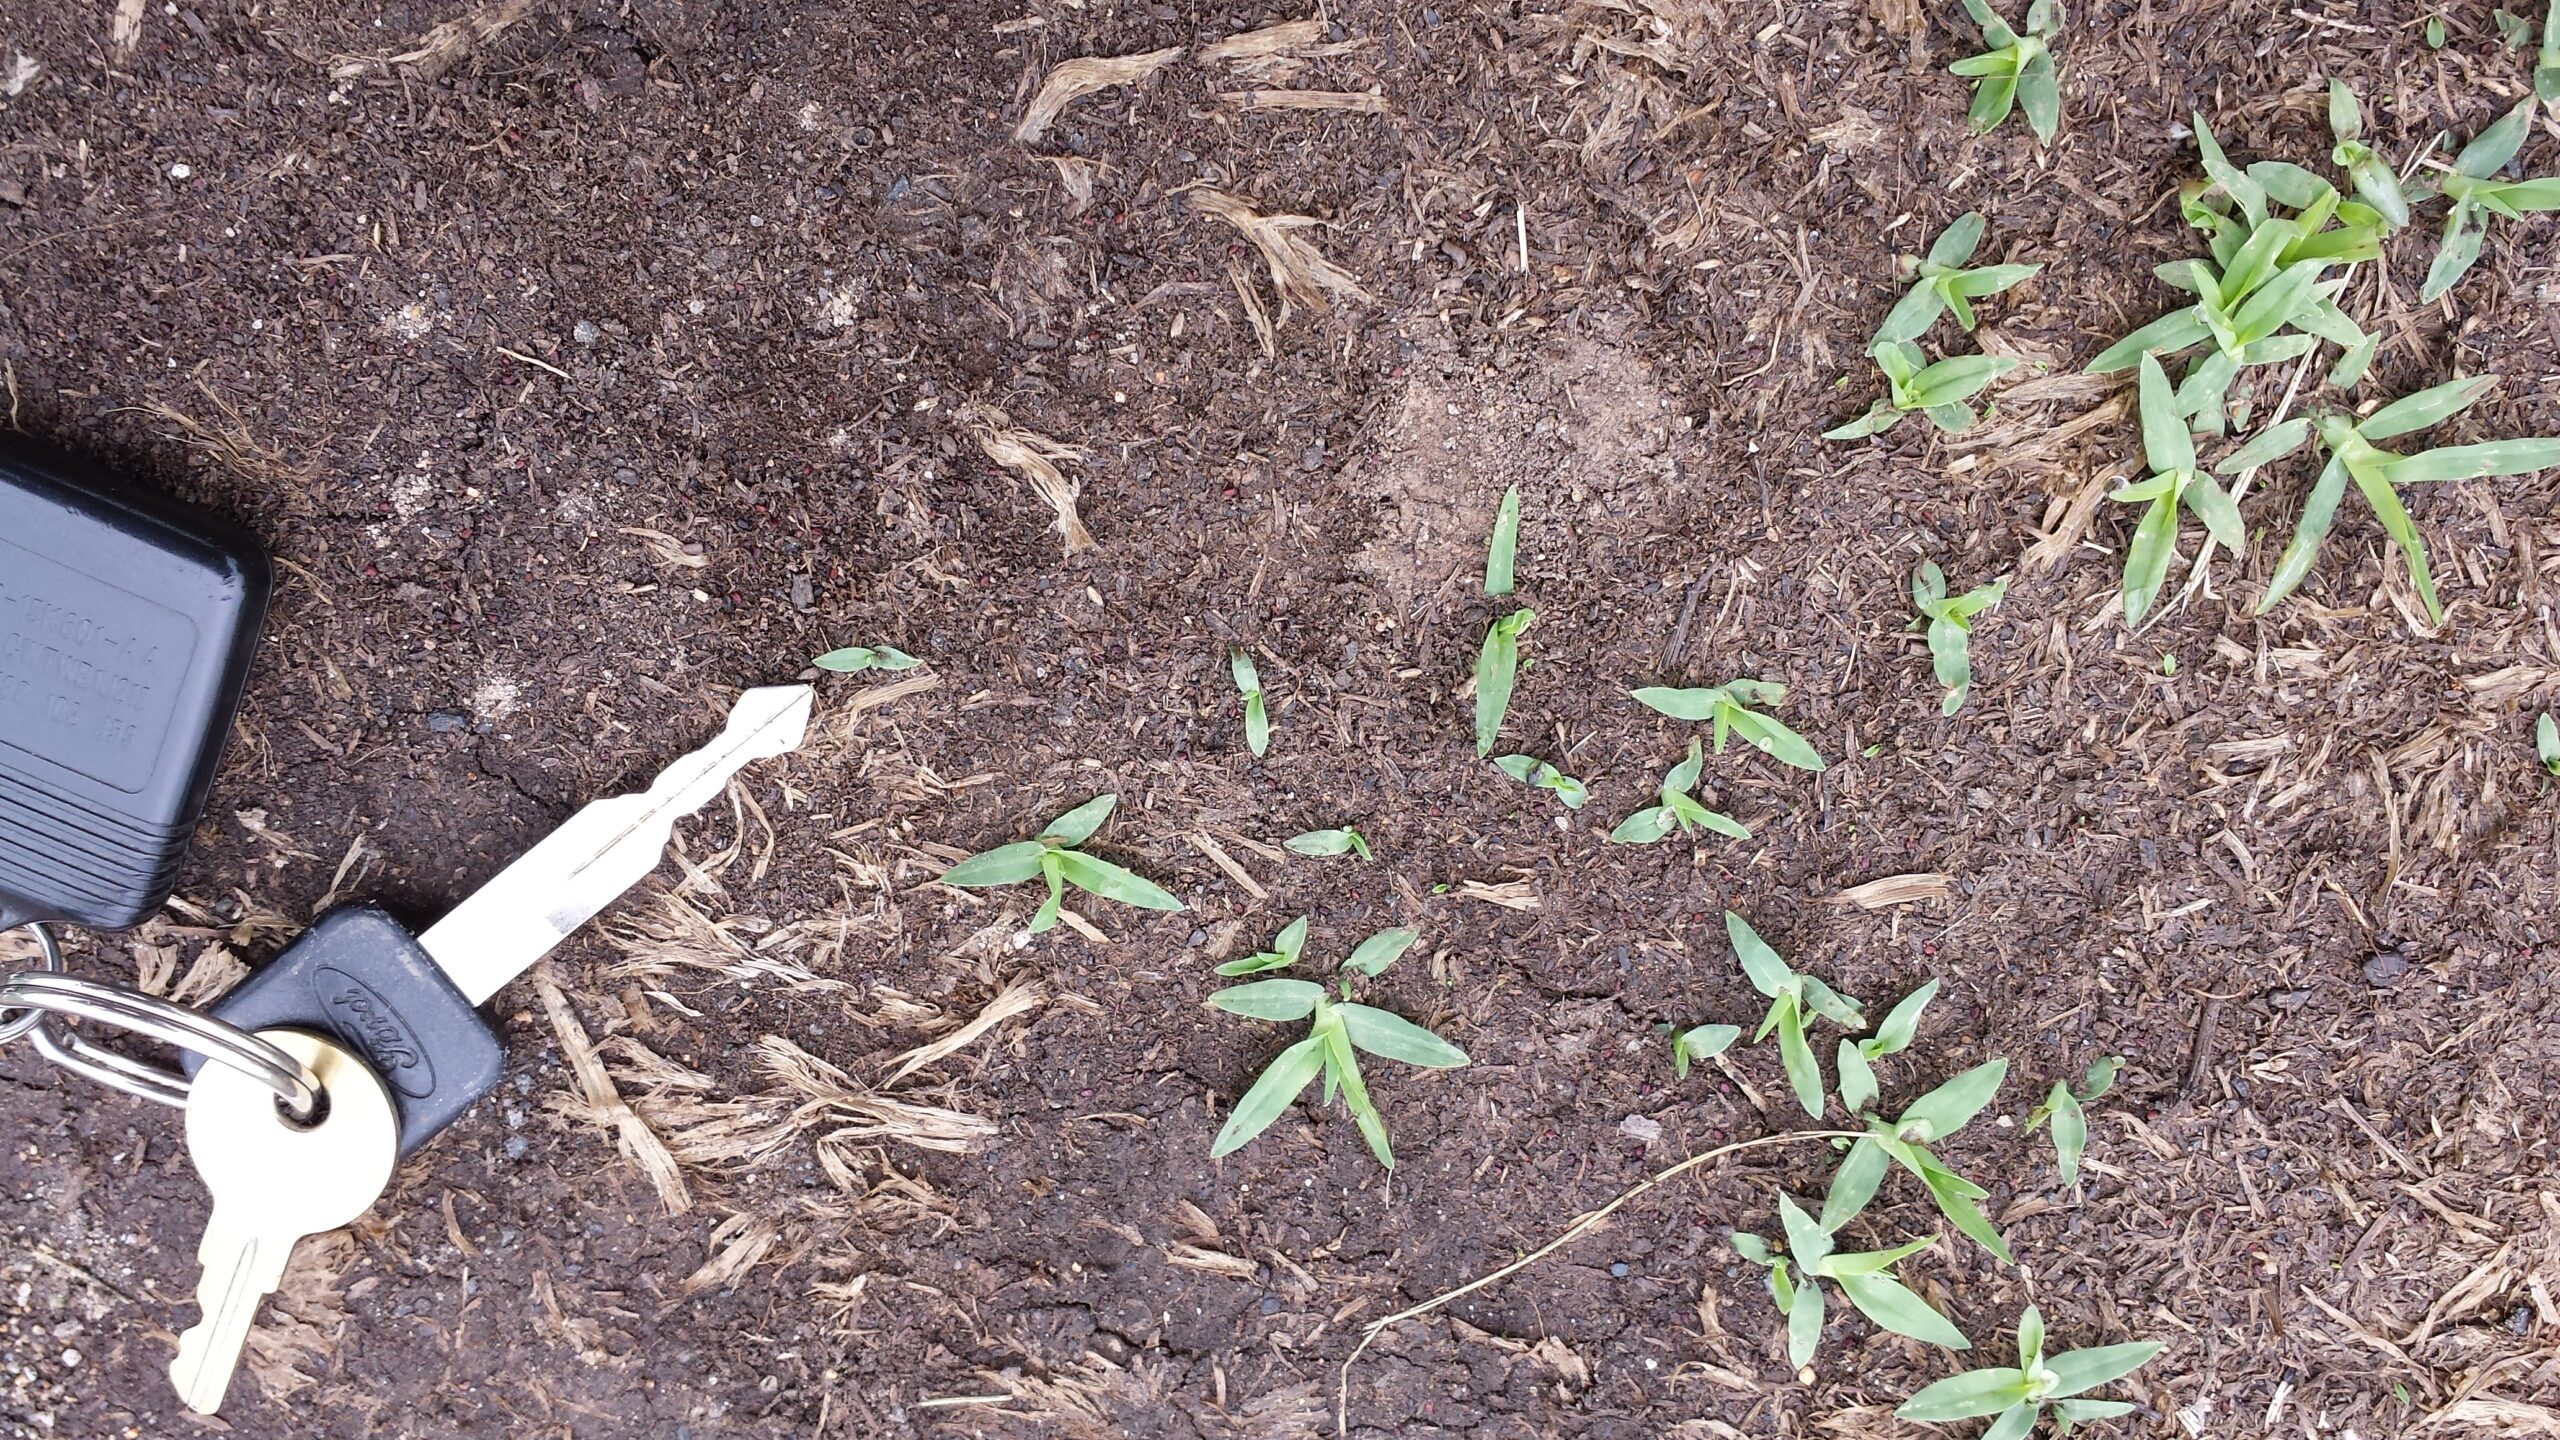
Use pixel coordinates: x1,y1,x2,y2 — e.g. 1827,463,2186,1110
425,710,468,733
2362,950,2410,987
573,319,601,345
1609,1262,1630,1278
1259,1296,1282,1315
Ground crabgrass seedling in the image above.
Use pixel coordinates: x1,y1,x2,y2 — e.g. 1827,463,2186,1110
2217,373,2560,623
1733,1195,1972,1369
2415,101,2560,302
2536,713,2559,776
1495,753,1588,810
1952,0,2062,143
1609,739,1749,843
813,644,921,673
941,794,1183,932
1474,607,1535,757
2426,13,2447,47
1231,648,1271,757
2024,1055,2121,1186
1666,1022,1740,1078
1218,916,1309,976
1286,826,1373,860
1899,1307,2162,1438
1911,562,2007,715
1825,342,2017,439
1632,680,1827,772
2110,354,2247,626
1822,1059,2013,1260
1730,911,1864,1118
1207,923,1463,1168
1486,484,1521,597
1875,214,2042,347
2500,10,2531,46
1837,980,1939,1116
2328,81,2411,229
2092,116,2384,429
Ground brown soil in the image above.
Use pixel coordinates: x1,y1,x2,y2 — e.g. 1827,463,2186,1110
4,1,2558,1437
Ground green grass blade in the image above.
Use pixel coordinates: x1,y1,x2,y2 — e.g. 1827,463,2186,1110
1631,686,1722,721
1727,910,1794,995
1209,977,1325,1021
2087,306,2211,372
1609,805,1677,843
1030,857,1066,933
1901,1058,2009,1138
2044,1341,2166,1398
2345,462,2443,623
1485,484,1521,597
1838,1272,1974,1350
1967,69,2018,133
1929,211,1988,268
2135,355,2195,474
2018,48,2059,143
1927,1172,2017,1261
1910,355,2017,407
1899,1368,2033,1422
1837,1042,1877,1115
2363,375,2498,441
1725,708,1827,772
1823,400,1904,439
1337,1003,1470,1068
1040,794,1119,845
1342,927,1420,977
2182,471,2247,552
2048,1083,2087,1184
1874,979,1940,1054
941,840,1050,887
1473,611,1530,756
2217,417,2313,474
2384,438,2560,484
2421,207,2485,303
1821,1136,1891,1230
1210,1036,1328,1156
1777,1000,1825,1117
1785,1277,1827,1369
2455,101,2535,178
1875,282,1949,346
1928,617,1973,712
1056,849,1184,911
2119,494,2179,626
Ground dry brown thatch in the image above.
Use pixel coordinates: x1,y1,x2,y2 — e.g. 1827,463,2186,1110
328,0,530,81
1829,873,1952,909
960,403,1097,554
1190,188,1373,333
1013,48,1182,144
535,964,694,1216
1221,88,1390,114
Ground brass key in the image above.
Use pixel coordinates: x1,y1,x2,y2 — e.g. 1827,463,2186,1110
169,1030,398,1413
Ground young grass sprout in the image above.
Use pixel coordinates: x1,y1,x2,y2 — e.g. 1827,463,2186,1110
1875,213,2042,347
1734,1195,1972,1370
2539,713,2560,777
813,644,921,674
1633,681,1827,772
1286,826,1373,860
2111,354,2247,626
1837,980,1939,1116
1822,1059,2014,1260
1495,754,1589,810
1666,1022,1740,1079
1730,911,1864,1117
2415,101,2560,302
1207,923,1464,1168
1911,563,2007,715
1826,341,2017,439
2541,0,2560,101
1609,739,1748,844
2024,1055,2121,1186
2217,373,2560,623
1474,608,1535,757
1230,648,1271,757
940,794,1183,933
2092,116,2384,430
1952,0,2062,144
1899,1307,2161,1439
2327,80,2410,229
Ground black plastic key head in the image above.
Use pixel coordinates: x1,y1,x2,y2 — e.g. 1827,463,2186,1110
0,443,269,933
179,905,504,1158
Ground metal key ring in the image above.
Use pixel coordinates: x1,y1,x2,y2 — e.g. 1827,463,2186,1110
0,926,320,1116
0,921,63,1044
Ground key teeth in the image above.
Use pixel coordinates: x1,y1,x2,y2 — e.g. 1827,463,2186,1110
734,684,816,755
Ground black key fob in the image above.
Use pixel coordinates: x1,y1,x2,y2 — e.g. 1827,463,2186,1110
178,905,506,1158
0,441,270,933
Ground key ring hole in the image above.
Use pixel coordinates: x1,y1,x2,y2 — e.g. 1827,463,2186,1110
276,1080,334,1131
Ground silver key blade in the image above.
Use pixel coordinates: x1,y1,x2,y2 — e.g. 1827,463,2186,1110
420,685,814,1005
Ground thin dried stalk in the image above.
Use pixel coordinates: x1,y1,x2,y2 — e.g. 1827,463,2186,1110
328,0,530,81
1829,873,1951,909
535,964,693,1216
1190,188,1373,331
880,978,1048,1088
1200,19,1327,66
1014,48,1182,144
961,403,1096,554
1221,89,1389,114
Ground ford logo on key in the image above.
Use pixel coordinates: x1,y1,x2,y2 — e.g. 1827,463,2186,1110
314,967,436,1098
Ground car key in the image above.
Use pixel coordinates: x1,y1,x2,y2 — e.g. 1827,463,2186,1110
169,1028,398,1414
180,685,814,1155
